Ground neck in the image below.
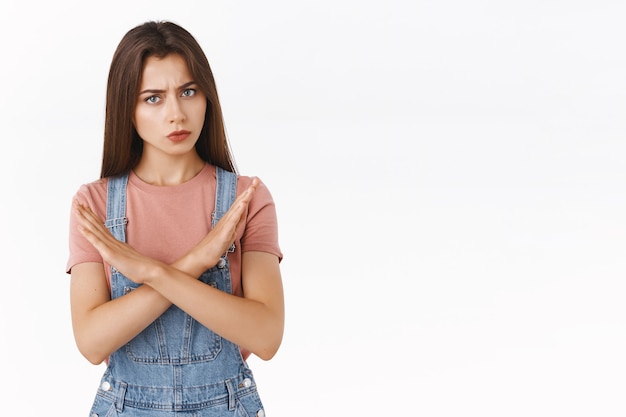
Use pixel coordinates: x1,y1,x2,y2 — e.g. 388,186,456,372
134,153,205,186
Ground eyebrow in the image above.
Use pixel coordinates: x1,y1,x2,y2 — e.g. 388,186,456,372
138,81,197,95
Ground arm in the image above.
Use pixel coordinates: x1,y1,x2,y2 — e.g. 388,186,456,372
70,247,214,365
143,250,284,360
70,262,170,365
70,179,274,363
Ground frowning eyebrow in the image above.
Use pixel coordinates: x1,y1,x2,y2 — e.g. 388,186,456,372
138,81,197,95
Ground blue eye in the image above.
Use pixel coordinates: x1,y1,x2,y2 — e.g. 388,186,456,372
182,89,196,97
145,95,161,104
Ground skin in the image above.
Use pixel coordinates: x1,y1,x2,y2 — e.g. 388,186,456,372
70,54,284,365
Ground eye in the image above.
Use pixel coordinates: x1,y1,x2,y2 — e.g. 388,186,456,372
144,95,161,104
182,88,196,97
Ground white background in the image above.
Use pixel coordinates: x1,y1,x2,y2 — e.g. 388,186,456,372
0,1,624,416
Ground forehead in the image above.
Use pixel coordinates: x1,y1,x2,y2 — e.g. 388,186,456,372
139,54,193,87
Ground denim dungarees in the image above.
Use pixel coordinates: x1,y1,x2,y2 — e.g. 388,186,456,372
88,167,265,417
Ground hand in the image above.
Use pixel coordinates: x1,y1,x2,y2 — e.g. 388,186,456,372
73,199,159,284
191,177,260,268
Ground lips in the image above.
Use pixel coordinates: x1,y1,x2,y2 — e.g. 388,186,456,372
167,130,191,142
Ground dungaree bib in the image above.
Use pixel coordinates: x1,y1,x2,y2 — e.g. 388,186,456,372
88,167,266,417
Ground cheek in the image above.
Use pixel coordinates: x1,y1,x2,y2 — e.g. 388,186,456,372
133,108,153,133
196,102,208,123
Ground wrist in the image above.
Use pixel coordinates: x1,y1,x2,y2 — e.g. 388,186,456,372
143,262,167,286
176,247,219,277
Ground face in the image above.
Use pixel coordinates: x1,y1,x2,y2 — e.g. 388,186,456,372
134,54,207,161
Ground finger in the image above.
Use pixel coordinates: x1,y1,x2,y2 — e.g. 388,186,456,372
220,193,253,228
74,201,123,249
215,205,246,235
234,205,248,233
77,224,113,259
78,218,130,266
73,200,102,227
74,202,103,236
209,178,259,240
74,202,113,238
221,186,253,223
232,177,259,206
75,205,113,243
230,189,252,210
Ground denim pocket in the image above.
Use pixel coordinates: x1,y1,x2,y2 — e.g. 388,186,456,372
236,390,265,417
123,284,222,364
89,395,118,417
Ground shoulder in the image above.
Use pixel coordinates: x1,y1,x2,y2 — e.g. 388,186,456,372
237,175,275,204
73,178,109,217
74,178,108,202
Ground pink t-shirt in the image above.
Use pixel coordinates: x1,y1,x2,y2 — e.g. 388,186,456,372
66,164,282,359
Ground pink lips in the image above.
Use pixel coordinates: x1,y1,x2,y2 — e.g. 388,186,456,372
167,130,191,142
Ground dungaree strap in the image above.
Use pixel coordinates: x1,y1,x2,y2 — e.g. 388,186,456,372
97,167,258,414
105,168,237,237
104,167,237,248
214,167,238,256
105,173,129,243
213,166,238,226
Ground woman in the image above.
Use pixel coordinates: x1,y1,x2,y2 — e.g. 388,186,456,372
67,21,284,416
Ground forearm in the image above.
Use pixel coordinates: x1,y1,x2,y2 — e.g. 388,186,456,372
74,284,171,364
172,248,219,280
144,262,284,360
72,258,213,365
71,185,277,363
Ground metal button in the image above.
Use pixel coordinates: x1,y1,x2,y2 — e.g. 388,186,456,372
257,409,265,417
100,381,111,391
242,378,252,388
217,258,226,268
91,414,98,417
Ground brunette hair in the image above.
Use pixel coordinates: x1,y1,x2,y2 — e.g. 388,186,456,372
100,21,236,178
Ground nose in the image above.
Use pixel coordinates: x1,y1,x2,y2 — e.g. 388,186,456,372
166,97,186,123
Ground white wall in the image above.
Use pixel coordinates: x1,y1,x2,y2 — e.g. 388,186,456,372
0,1,624,415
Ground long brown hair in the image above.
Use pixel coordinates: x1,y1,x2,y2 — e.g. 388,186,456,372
100,21,236,178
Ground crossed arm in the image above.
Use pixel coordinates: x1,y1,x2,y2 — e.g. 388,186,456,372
70,178,284,365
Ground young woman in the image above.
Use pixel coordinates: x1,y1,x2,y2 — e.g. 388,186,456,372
67,21,284,417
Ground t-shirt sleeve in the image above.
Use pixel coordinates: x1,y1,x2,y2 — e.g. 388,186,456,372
239,177,283,262
66,180,108,274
